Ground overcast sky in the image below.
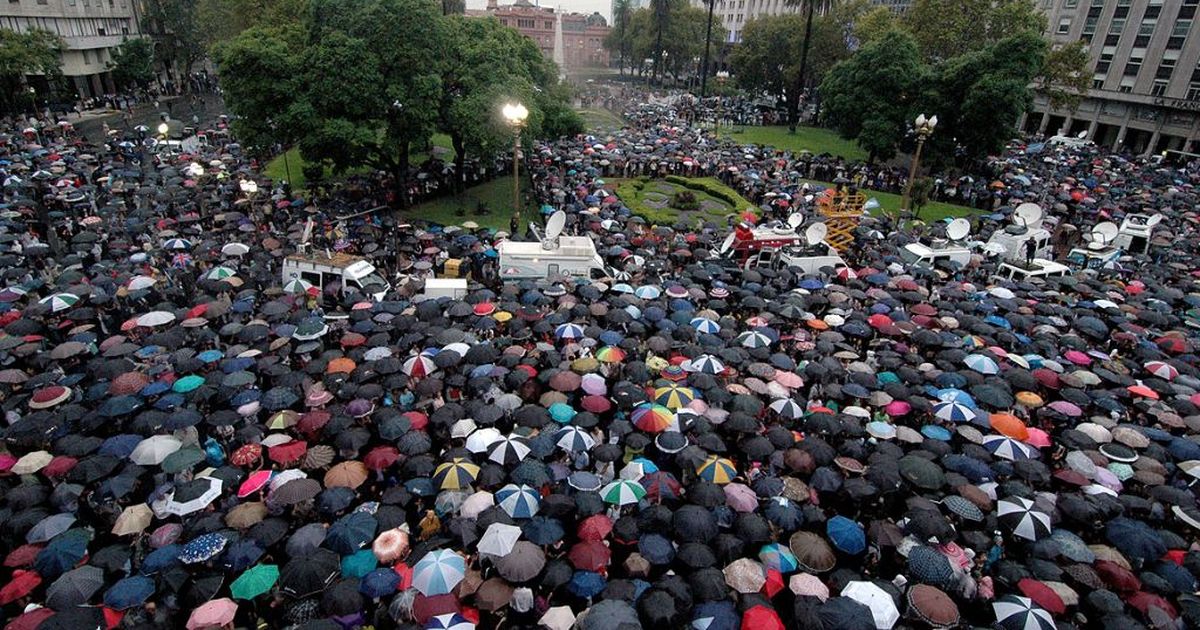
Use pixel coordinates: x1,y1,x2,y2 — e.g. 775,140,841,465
466,0,614,22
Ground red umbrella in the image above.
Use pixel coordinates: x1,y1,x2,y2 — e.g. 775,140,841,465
365,446,401,471
741,605,784,630
1156,335,1190,354
1017,578,1065,614
568,540,611,571
411,593,460,625
1127,382,1159,399
269,440,308,465
762,568,784,598
3,544,43,568
1127,591,1177,619
298,410,332,436
3,606,54,630
42,455,77,478
581,395,611,413
230,444,262,466
403,411,429,431
0,569,41,605
577,515,612,541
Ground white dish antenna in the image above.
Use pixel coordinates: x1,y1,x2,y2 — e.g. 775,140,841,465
1013,203,1043,229
946,218,970,242
787,213,804,229
1091,221,1119,245
805,223,828,246
545,211,566,241
1146,214,1164,227
1077,130,1088,139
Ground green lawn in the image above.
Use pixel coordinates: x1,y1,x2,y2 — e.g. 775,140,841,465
718,125,868,162
577,108,625,132
264,134,455,189
404,175,535,232
611,176,754,225
798,179,975,222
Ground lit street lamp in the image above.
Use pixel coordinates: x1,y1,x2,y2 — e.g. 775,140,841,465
901,113,937,215
502,102,529,226
157,122,169,138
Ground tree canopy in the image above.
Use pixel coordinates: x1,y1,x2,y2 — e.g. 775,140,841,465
215,0,579,204
0,29,63,114
108,38,156,90
603,0,724,81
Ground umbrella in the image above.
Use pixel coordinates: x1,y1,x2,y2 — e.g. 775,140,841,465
841,581,900,630
433,458,480,490
186,598,238,630
45,566,104,610
496,484,540,518
997,496,1051,541
992,595,1055,630
231,564,279,600
411,549,466,596
600,479,646,506
696,456,737,484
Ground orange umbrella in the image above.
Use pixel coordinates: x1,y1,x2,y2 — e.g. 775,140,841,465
327,357,356,374
324,461,369,489
989,413,1029,441
1127,382,1159,399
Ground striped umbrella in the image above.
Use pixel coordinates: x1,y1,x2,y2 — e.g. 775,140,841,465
689,354,726,374
997,497,1051,542
411,549,466,596
162,238,192,250
610,283,634,294
653,385,697,410
1144,360,1178,381
487,436,531,466
737,331,772,348
964,354,1000,375
39,293,80,313
555,426,595,452
696,455,737,484
0,285,28,302
555,323,585,340
634,285,661,299
495,484,540,519
932,401,974,423
205,266,237,281
690,317,721,334
427,613,475,630
758,542,799,573
595,346,626,363
983,435,1035,461
432,458,480,490
600,479,646,506
769,398,804,420
283,278,313,295
992,595,1054,630
632,403,675,433
403,355,437,378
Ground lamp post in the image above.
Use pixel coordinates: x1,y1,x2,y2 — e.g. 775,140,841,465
157,122,169,139
502,102,529,227
901,113,937,215
700,0,716,98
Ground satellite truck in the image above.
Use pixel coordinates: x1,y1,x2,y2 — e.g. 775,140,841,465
900,218,974,269
1066,221,1123,270
497,211,606,281
1114,213,1163,256
985,203,1053,263
281,219,391,303
715,214,845,273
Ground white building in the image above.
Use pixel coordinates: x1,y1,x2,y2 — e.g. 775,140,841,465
691,0,832,44
1,0,142,100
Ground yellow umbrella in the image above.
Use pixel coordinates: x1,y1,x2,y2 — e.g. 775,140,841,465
112,504,154,536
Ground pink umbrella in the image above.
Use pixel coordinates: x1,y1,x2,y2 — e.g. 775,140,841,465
723,483,758,512
580,373,607,396
149,523,183,549
1062,350,1091,366
1024,427,1052,448
884,400,911,417
1047,400,1082,417
238,470,273,498
581,395,611,413
773,371,803,389
186,597,237,630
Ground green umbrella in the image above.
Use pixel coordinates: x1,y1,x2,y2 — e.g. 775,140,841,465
173,375,205,393
340,549,378,578
230,564,279,600
161,446,205,473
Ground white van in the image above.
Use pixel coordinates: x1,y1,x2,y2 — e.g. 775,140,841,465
282,252,391,302
423,278,469,300
900,242,973,269
994,259,1071,282
498,211,606,281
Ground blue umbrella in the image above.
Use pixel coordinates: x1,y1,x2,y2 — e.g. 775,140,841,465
99,434,142,458
141,544,184,575
325,512,378,555
1105,517,1166,562
826,515,866,555
568,570,606,598
637,533,676,565
360,568,400,598
221,539,266,572
522,516,565,545
34,529,90,578
103,575,156,610
179,533,228,564
763,497,804,531
692,600,739,630
496,484,540,519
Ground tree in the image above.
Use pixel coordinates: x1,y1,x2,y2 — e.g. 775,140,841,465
0,29,63,114
660,3,724,82
108,38,156,90
903,0,1046,62
1038,40,1090,113
819,29,925,162
195,0,308,47
650,0,671,83
606,0,633,75
441,0,464,14
732,10,854,127
141,0,205,88
853,5,898,48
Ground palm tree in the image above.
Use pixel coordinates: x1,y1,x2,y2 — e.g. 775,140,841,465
612,0,632,76
651,0,671,85
783,0,821,132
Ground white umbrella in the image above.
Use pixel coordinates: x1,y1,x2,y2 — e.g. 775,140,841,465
157,477,223,517
841,581,900,629
126,276,157,291
476,523,522,558
130,435,183,465
39,293,80,313
222,243,251,256
136,310,176,327
465,427,502,454
539,606,575,630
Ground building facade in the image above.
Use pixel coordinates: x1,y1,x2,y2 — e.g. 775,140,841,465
690,0,832,44
1025,0,1200,155
1,0,141,100
473,0,610,70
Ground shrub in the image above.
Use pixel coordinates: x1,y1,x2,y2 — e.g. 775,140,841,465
671,190,699,211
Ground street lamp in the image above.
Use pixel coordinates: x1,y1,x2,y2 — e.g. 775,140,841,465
157,122,169,138
502,102,529,226
901,113,938,215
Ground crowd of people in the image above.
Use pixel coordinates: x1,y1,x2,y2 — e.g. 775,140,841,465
0,86,1199,630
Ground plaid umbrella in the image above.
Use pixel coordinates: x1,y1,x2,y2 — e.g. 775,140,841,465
997,496,1051,541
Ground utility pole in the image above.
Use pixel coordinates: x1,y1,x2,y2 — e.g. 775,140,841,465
790,0,816,133
700,0,716,98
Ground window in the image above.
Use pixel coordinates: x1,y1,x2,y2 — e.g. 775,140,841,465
97,26,105,35
1173,19,1191,37
1096,60,1111,73
1057,17,1071,34
1139,19,1156,36
1189,81,1200,100
1109,18,1125,34
83,50,91,65
544,20,552,28
1157,58,1176,79
1093,78,1105,89
1124,56,1142,76
516,18,534,28
1152,80,1168,96
1064,0,1077,7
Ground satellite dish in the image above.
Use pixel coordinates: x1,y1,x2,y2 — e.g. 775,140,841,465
1013,203,1043,228
787,213,804,229
946,218,970,241
1092,221,1119,245
1146,214,1164,227
805,223,828,246
545,211,566,241
1077,130,1088,139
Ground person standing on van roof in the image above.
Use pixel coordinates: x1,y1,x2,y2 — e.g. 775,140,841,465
1024,237,1036,265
